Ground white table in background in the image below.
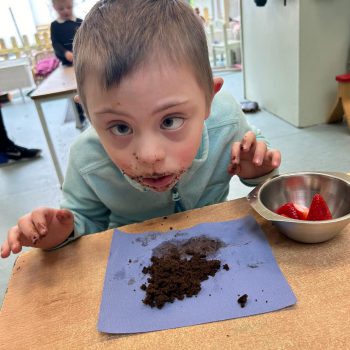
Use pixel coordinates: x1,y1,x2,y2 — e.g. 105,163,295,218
0,58,35,99
30,65,80,186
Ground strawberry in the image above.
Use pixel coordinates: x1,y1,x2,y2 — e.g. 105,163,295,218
276,203,299,219
306,194,332,221
294,204,309,220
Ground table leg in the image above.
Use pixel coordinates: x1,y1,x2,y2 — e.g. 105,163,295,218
70,98,82,129
34,100,64,186
19,88,25,103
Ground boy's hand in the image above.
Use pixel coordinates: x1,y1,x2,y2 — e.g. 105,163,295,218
1,208,74,258
64,51,74,62
228,131,281,179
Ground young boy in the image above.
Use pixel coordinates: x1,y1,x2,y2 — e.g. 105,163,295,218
1,0,281,258
50,0,86,126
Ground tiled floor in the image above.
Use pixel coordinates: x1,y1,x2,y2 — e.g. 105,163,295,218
0,71,349,305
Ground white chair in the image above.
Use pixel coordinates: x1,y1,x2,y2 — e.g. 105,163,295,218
209,21,240,68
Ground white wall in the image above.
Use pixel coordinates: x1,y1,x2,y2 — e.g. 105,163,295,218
28,0,56,26
299,0,350,127
0,0,37,46
242,0,350,127
0,0,98,47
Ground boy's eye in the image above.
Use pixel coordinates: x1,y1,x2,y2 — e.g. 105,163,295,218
110,123,132,136
161,117,184,130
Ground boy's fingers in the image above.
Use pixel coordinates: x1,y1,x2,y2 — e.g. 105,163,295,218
264,149,281,167
252,141,268,166
31,207,60,236
7,226,24,254
17,214,41,244
231,141,242,164
241,131,255,151
1,240,11,258
31,210,50,236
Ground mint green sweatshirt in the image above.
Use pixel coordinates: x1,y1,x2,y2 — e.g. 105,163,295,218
60,91,276,243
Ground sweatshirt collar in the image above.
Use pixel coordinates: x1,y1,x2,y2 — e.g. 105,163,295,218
56,16,77,23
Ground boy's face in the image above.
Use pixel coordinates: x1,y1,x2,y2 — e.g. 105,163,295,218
84,62,212,192
53,0,73,20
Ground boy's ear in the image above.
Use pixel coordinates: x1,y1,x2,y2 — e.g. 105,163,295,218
213,77,224,95
204,77,224,119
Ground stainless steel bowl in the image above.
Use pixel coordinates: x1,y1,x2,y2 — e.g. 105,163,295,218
247,172,350,243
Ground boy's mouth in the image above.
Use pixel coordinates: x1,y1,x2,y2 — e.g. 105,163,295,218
125,169,187,191
140,174,177,191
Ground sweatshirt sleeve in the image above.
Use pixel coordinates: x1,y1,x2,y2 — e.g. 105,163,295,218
50,21,67,60
59,146,111,242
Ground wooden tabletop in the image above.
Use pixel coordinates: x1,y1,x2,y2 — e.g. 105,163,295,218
0,198,349,349
30,65,76,100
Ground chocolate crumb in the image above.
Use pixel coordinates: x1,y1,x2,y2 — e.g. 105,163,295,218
169,227,173,230
223,264,229,271
140,236,224,309
128,259,132,263
237,294,248,308
141,252,221,309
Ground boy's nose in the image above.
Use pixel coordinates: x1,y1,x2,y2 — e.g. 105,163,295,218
135,142,166,165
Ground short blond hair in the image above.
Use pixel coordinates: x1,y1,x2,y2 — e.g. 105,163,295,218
74,0,213,112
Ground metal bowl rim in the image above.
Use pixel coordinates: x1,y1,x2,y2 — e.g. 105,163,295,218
256,171,350,223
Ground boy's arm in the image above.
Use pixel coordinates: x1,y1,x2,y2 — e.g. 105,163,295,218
60,154,111,244
50,22,69,61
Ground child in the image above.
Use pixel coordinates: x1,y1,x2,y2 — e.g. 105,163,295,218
50,0,82,66
50,0,86,126
1,0,281,258
194,7,206,24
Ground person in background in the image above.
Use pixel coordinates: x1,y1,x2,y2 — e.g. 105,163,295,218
1,0,280,258
194,7,206,24
0,106,41,165
50,0,87,128
50,0,82,66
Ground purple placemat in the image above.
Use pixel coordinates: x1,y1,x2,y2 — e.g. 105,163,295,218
98,215,296,333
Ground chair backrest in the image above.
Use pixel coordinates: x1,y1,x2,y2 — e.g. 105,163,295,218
209,20,234,45
0,38,6,50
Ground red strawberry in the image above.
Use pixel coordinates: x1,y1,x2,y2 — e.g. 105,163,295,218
276,203,299,219
294,204,309,220
306,194,332,221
